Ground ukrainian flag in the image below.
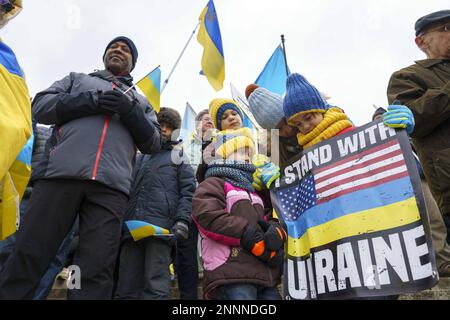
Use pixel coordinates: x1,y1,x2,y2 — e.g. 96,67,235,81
0,41,32,240
125,220,170,242
197,0,225,91
136,66,161,113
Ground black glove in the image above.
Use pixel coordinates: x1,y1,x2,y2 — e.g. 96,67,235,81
171,221,189,241
266,248,284,269
241,225,277,264
257,220,287,251
98,90,134,115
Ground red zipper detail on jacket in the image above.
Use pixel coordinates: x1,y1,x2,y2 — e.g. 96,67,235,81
92,115,110,180
92,82,116,180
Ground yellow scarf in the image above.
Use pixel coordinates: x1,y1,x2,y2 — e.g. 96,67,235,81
298,108,353,149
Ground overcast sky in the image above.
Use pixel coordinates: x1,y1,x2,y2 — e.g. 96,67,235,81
2,0,448,125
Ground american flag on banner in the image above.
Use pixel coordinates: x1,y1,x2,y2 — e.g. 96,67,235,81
278,139,408,222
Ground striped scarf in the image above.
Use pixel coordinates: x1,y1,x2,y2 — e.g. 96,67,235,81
205,160,256,192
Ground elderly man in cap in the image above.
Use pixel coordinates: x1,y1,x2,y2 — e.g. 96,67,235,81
387,10,450,276
0,36,161,299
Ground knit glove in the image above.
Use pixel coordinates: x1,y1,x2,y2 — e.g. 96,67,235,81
98,90,134,115
383,105,415,136
171,221,189,241
252,154,280,190
257,220,287,251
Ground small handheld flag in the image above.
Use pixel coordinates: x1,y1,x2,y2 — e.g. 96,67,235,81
125,220,170,242
136,66,161,113
179,102,197,144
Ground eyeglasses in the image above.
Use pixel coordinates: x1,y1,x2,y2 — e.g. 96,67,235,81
419,23,450,36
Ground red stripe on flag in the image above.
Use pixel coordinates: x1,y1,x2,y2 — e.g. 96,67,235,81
317,160,406,194
315,149,404,185
317,171,409,204
316,139,399,176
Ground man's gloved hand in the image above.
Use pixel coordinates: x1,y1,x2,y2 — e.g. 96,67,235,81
252,154,280,190
171,221,189,241
257,220,287,251
98,90,134,115
383,104,415,136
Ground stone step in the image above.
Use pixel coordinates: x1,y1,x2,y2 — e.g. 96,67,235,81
399,277,450,300
48,276,450,300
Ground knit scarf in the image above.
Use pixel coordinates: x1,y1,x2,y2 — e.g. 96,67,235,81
205,160,256,192
298,108,353,149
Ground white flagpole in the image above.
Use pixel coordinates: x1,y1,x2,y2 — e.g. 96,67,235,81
160,21,201,94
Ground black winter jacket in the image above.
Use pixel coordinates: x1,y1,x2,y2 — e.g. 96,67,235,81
123,140,196,236
31,70,161,195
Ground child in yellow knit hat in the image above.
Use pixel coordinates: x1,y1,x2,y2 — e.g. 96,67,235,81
207,98,280,190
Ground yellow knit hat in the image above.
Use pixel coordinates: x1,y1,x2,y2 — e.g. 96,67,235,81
209,98,244,130
214,127,255,159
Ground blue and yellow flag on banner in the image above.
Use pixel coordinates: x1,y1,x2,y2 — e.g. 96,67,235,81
137,66,161,113
125,220,170,242
197,0,225,91
256,45,289,96
272,122,437,299
0,41,32,240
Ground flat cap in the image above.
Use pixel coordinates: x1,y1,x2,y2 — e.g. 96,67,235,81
415,10,450,36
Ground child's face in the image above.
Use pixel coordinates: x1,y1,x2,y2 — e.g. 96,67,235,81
220,109,242,130
230,147,252,163
160,122,174,143
290,112,324,135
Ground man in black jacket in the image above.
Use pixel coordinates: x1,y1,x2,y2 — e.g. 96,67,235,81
115,107,195,300
0,36,161,300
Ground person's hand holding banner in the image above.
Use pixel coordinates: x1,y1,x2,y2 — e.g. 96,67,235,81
257,220,287,251
383,104,415,135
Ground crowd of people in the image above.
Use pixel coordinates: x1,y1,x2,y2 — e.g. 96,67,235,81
1,1,449,300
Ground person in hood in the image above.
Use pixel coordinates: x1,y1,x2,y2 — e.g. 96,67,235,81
0,36,161,300
115,107,195,299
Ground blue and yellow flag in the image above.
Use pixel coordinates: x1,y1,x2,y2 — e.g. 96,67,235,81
136,66,161,113
0,40,32,240
256,45,289,96
179,102,197,144
125,220,170,242
197,0,225,91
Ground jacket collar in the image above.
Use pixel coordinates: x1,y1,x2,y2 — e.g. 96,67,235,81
415,59,447,68
89,69,134,87
162,139,180,151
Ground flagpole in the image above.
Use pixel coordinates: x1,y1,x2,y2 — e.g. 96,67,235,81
161,22,201,94
123,65,160,95
280,34,289,77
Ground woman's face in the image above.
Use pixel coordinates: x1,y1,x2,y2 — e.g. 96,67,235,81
220,109,242,130
289,112,324,135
